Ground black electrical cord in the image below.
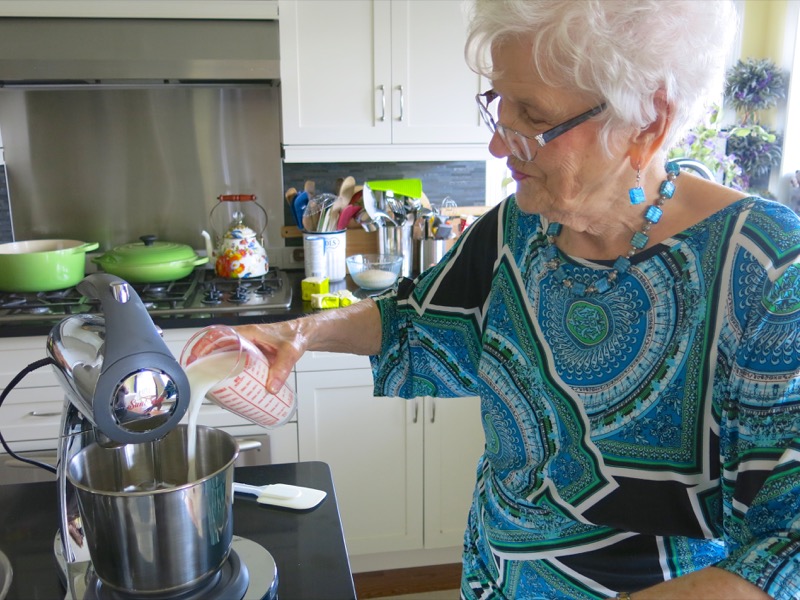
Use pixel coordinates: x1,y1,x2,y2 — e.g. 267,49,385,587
0,357,58,474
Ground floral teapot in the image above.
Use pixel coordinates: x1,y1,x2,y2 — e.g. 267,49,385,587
202,194,269,279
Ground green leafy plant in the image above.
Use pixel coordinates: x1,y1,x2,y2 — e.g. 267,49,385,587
726,124,783,182
724,58,787,124
722,58,787,193
668,104,744,190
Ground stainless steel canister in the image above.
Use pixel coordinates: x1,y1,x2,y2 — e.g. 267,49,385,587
378,223,413,278
66,425,238,595
415,239,447,276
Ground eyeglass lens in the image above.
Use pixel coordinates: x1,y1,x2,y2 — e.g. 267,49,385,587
479,93,536,162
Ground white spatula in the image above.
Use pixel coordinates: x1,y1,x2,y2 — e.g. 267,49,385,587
233,482,327,510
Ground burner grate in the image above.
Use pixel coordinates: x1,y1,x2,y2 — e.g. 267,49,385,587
0,268,293,324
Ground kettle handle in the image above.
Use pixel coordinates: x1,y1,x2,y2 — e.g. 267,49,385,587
218,194,257,202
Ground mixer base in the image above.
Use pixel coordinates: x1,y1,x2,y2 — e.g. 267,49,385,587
55,534,278,600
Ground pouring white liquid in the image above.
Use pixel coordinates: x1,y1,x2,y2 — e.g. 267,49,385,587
183,351,243,481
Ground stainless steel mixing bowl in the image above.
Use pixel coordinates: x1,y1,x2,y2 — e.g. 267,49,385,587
67,425,238,595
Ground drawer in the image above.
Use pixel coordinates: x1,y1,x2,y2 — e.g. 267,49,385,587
295,351,371,372
1,385,64,407
0,399,63,444
0,335,59,389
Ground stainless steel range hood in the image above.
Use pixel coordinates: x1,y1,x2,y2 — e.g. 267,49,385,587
0,16,285,256
0,17,280,84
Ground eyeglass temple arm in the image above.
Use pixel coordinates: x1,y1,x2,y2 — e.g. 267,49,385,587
537,103,607,145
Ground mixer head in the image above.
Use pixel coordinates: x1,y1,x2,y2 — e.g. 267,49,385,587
47,273,189,444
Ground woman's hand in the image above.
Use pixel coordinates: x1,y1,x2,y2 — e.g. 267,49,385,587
236,298,383,394
237,319,310,394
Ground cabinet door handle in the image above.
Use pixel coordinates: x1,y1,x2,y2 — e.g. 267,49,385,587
237,440,263,452
412,398,419,423
397,85,404,122
430,398,436,424
29,410,61,417
377,84,386,122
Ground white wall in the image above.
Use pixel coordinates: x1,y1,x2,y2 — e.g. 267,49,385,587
781,2,800,206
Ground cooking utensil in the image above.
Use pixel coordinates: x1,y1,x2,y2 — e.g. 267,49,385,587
284,187,298,206
357,210,380,232
339,176,356,205
67,425,238,595
180,325,296,428
304,193,340,232
366,178,423,199
371,209,399,227
93,235,207,283
233,482,327,510
293,191,310,231
337,204,361,230
362,183,379,220
0,239,99,292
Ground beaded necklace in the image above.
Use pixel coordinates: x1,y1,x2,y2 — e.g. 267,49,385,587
541,160,681,296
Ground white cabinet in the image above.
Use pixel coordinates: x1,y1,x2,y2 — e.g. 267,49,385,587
295,351,484,560
279,0,490,162
423,395,483,549
0,1,279,19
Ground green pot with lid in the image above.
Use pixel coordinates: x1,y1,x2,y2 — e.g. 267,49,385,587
93,235,208,283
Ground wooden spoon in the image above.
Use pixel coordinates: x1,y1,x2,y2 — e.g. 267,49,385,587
339,176,356,204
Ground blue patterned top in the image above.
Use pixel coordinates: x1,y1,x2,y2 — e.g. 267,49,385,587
370,195,800,599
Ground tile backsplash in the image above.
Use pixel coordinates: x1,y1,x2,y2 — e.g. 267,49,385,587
0,160,489,246
282,161,487,209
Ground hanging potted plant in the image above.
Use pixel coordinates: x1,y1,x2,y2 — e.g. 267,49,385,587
723,57,788,193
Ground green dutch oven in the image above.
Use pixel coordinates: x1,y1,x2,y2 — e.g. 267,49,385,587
0,239,100,292
93,235,208,283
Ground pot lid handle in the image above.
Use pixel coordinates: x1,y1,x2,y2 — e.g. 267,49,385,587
139,235,157,246
218,194,257,202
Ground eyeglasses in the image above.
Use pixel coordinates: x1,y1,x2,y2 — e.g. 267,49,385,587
476,90,606,162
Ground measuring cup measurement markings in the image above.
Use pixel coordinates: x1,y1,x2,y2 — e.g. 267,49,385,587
180,326,296,430
180,326,296,482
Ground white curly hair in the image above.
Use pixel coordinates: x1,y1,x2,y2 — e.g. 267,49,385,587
465,0,738,154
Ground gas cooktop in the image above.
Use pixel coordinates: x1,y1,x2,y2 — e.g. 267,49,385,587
0,268,293,325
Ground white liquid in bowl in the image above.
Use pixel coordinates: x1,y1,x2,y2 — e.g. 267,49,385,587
355,268,397,289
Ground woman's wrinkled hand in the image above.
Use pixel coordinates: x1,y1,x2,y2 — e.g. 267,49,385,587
236,319,309,394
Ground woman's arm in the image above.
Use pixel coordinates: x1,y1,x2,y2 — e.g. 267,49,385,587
614,566,771,599
236,298,381,394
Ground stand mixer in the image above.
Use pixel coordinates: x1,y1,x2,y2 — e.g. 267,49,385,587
46,274,277,600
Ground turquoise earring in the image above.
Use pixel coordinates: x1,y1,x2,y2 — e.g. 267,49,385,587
629,169,645,205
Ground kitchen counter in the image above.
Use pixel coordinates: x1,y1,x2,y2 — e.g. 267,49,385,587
0,461,356,600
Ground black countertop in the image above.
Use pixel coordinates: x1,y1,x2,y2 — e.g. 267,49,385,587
0,461,355,600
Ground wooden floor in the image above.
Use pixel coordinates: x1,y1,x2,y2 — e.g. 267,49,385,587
353,563,461,599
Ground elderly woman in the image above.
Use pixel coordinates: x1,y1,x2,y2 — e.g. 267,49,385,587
240,1,800,597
